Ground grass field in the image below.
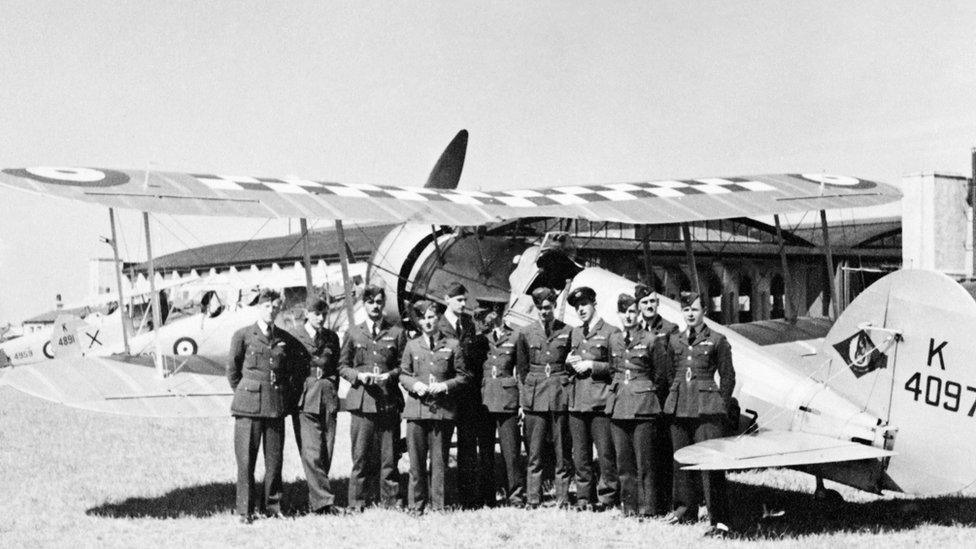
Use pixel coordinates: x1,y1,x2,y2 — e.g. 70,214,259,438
2,386,976,548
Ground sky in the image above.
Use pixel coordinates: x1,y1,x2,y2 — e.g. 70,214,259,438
1,1,976,324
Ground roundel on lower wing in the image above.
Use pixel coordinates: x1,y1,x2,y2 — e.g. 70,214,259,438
42,341,54,359
798,173,876,190
2,167,130,187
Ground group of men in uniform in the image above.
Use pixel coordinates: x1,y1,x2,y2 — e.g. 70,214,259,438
226,279,736,537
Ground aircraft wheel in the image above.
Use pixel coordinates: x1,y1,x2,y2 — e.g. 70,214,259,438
173,337,198,356
813,487,844,506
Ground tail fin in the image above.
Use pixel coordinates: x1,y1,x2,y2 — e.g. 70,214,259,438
424,129,468,189
823,269,976,495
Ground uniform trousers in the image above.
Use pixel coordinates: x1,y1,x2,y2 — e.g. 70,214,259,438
299,410,338,510
670,416,728,525
456,399,497,508
348,411,401,509
569,411,618,506
406,420,454,511
234,416,285,516
523,410,572,505
611,418,659,516
655,413,674,511
488,411,525,504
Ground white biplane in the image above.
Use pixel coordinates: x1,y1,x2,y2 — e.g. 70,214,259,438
4,134,962,501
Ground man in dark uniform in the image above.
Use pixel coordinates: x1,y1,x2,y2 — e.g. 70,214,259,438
338,284,408,511
664,292,735,537
289,297,342,514
566,286,619,511
606,293,671,517
227,289,305,523
635,283,679,512
399,300,471,513
516,286,574,508
436,282,493,508
480,305,525,506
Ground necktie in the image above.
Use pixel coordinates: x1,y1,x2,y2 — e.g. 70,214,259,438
624,331,631,347
544,322,551,338
455,320,462,338
372,323,378,339
583,323,589,337
428,336,435,349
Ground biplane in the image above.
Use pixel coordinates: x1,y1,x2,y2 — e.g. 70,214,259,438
4,131,963,501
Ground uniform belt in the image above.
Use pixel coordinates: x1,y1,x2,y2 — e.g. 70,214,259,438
485,366,515,379
528,364,566,377
619,369,651,383
680,371,714,382
243,371,277,383
307,371,338,382
356,364,390,375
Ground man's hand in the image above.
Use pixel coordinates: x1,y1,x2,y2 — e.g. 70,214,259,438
572,359,594,373
427,382,449,395
374,372,390,384
356,372,374,385
412,382,429,396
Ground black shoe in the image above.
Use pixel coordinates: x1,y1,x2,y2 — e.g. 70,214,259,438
346,506,364,514
407,507,425,517
526,502,541,510
574,503,592,512
238,514,254,524
265,511,284,519
704,523,733,538
314,505,342,516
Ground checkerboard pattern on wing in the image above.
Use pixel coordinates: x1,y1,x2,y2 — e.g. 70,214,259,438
190,174,775,208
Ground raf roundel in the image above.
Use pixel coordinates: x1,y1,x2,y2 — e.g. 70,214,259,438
2,167,130,187
798,173,876,190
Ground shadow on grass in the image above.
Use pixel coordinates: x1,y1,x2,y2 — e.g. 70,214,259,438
728,480,976,538
87,475,416,519
87,467,480,519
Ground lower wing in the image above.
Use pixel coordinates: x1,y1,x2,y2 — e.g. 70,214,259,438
0,354,231,418
674,430,895,471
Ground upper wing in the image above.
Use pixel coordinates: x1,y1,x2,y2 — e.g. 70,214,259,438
0,354,232,417
674,430,895,471
0,168,900,224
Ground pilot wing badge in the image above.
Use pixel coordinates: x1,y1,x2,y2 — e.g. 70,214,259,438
833,329,888,378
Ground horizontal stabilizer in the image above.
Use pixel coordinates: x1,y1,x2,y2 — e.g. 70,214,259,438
674,430,895,471
2,355,231,418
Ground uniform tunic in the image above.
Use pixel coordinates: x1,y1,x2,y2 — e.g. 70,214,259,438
400,332,469,511
288,323,341,511
665,324,735,525
607,328,670,516
567,318,619,507
227,322,304,516
338,319,408,509
515,319,574,505
480,327,525,504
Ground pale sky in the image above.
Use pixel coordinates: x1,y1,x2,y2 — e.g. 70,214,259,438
1,1,975,324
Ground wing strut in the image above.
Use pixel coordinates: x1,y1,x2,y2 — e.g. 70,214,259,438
299,218,314,297
142,212,164,376
640,225,654,286
773,214,796,322
107,208,131,354
819,210,839,318
334,220,356,328
681,224,701,294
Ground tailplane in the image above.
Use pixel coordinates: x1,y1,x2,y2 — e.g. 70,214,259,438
823,269,976,495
